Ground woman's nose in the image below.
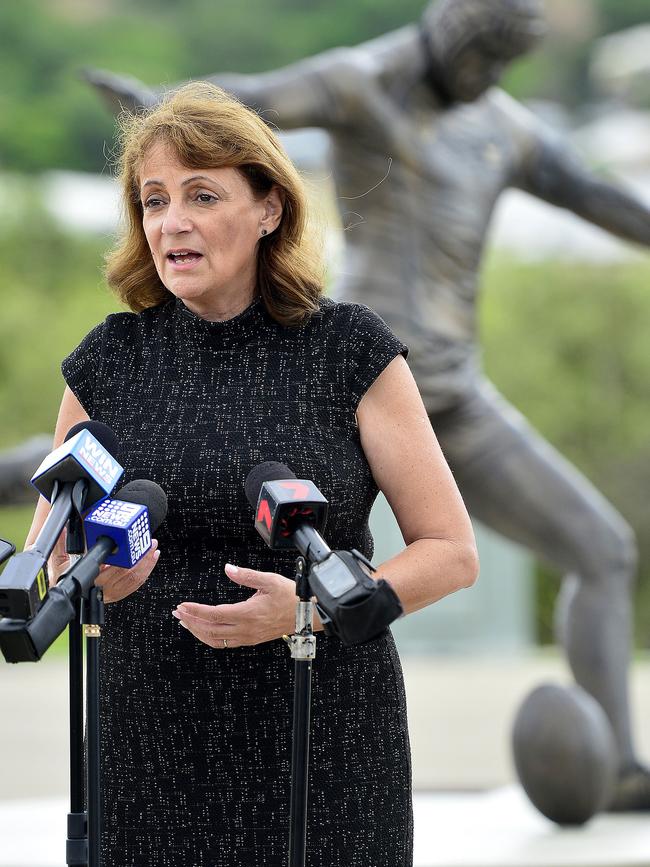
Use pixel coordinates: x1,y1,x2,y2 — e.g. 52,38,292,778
161,202,192,234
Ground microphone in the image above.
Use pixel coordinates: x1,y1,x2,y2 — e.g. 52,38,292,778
83,479,168,569
32,420,122,506
0,479,167,663
62,421,123,556
245,462,403,646
0,422,123,620
245,461,329,553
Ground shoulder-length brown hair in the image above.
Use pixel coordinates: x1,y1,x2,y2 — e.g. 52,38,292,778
106,82,324,325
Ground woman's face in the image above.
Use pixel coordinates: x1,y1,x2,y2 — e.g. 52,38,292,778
139,142,282,317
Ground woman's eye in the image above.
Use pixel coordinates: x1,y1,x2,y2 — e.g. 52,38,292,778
143,197,164,209
196,192,218,204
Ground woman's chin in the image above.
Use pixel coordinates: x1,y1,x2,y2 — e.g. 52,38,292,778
165,280,208,302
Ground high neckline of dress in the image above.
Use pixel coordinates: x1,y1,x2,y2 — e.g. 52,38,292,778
174,295,261,327
172,295,268,344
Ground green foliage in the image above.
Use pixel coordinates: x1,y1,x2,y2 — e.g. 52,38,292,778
481,253,650,646
0,0,189,172
112,0,426,74
0,198,119,447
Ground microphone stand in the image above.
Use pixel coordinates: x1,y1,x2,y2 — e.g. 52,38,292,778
66,577,86,866
83,585,104,867
283,556,317,867
64,492,104,867
66,584,105,867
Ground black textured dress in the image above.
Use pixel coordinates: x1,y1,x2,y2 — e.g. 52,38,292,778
62,295,413,866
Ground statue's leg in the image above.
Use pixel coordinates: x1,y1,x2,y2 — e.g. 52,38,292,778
432,378,648,809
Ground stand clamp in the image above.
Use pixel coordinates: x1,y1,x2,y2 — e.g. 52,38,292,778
284,601,316,660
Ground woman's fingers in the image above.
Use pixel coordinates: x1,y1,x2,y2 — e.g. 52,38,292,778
223,562,279,589
94,539,160,603
173,611,240,648
174,564,296,647
173,600,238,623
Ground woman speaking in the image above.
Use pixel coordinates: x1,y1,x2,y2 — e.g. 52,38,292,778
26,83,478,865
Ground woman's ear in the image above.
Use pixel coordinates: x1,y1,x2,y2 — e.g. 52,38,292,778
260,186,284,236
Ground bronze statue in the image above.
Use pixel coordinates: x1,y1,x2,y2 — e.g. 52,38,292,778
87,0,650,809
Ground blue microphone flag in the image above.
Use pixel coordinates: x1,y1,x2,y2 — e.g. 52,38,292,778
84,498,152,568
31,429,123,506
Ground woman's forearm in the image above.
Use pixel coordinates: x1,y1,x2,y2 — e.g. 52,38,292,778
374,537,479,616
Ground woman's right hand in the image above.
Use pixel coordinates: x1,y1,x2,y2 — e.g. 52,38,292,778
45,531,161,603
94,540,161,603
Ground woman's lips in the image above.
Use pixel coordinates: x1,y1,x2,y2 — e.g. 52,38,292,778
166,251,203,270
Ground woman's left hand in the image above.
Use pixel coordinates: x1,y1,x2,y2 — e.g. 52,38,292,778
172,563,297,648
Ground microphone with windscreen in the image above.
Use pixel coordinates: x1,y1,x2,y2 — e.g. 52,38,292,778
245,461,403,646
245,461,328,552
32,420,122,506
61,420,123,557
83,479,168,569
0,421,123,620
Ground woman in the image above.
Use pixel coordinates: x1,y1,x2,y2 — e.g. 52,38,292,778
26,82,478,866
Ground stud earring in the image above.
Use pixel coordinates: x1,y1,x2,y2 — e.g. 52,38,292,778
260,229,268,236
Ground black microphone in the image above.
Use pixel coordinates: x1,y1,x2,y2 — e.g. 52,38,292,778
245,462,403,645
0,422,123,620
0,479,167,664
245,462,329,557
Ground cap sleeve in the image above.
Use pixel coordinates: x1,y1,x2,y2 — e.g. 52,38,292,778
346,304,408,410
61,321,107,418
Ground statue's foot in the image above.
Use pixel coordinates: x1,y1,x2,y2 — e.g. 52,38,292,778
607,763,650,811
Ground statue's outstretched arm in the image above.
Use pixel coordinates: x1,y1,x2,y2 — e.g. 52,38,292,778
84,49,361,131
517,132,650,248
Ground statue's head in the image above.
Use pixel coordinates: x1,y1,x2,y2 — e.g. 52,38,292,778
421,0,547,103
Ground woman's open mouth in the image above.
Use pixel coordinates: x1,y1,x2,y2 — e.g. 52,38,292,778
167,250,203,268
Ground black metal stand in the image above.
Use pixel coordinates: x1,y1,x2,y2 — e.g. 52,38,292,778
284,557,317,867
66,594,87,866
65,553,104,867
84,586,104,867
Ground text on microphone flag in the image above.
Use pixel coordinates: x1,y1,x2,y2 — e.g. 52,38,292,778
77,435,121,486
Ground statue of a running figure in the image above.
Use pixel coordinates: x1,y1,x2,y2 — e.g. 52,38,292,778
87,0,650,809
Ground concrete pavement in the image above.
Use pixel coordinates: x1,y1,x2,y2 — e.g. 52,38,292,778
1,651,650,865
